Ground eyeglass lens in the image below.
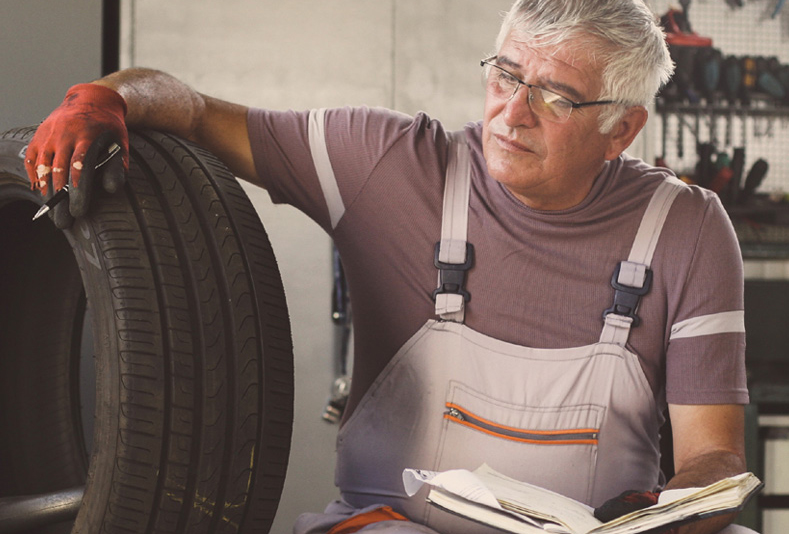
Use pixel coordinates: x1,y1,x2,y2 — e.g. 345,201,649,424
483,63,573,122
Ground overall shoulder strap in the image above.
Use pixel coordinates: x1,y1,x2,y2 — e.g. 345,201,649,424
434,130,473,323
600,177,685,346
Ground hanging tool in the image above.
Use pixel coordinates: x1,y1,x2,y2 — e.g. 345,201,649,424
721,55,742,105
710,108,718,146
322,246,353,424
740,56,758,106
659,0,712,104
737,158,769,205
771,0,786,19
709,151,732,196
677,114,685,159
757,57,786,102
721,55,740,146
727,147,746,206
661,111,669,161
695,47,722,101
660,0,713,47
695,142,716,188
778,65,789,105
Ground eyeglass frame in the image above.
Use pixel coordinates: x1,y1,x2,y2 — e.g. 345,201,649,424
480,56,618,122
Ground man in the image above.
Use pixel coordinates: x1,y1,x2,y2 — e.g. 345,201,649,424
26,0,752,533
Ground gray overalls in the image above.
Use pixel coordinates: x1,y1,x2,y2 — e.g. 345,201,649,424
294,132,753,534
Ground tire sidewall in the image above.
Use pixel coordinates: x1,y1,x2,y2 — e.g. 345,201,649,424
0,132,120,531
66,215,121,533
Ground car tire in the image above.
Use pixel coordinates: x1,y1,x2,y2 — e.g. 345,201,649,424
0,127,294,534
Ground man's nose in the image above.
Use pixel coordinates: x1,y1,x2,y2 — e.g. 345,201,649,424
503,86,539,128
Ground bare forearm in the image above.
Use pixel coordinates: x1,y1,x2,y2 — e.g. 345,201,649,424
90,68,255,179
665,450,747,534
93,68,206,141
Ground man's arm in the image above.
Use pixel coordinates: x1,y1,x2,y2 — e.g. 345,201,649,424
94,68,258,183
26,67,262,207
666,403,747,534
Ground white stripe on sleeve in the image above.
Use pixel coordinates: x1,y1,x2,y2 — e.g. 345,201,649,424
669,310,745,340
308,108,345,229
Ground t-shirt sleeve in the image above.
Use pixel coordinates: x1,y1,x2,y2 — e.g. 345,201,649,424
663,191,749,405
246,106,425,233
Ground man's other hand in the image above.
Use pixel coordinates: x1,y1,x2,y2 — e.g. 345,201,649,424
594,490,660,522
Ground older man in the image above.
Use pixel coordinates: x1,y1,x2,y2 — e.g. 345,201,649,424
26,1,751,533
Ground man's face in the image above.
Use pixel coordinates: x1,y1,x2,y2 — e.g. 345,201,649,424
482,33,620,211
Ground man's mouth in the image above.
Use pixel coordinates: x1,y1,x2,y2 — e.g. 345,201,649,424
493,133,534,154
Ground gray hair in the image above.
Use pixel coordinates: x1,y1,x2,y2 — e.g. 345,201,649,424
496,0,674,133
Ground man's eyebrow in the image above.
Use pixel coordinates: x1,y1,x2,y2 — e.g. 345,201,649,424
495,54,585,103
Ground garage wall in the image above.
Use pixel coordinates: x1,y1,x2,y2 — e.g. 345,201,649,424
0,0,103,133
122,1,513,531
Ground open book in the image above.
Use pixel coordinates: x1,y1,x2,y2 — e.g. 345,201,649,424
402,464,762,534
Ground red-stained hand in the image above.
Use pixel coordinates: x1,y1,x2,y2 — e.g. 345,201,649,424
25,83,129,228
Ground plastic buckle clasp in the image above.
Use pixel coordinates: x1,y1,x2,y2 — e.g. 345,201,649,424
432,242,474,303
602,262,652,327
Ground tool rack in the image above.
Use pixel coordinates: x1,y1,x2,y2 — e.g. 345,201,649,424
655,102,789,201
647,1,789,531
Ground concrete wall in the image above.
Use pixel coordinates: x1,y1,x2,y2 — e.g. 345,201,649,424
0,0,103,132
123,2,513,531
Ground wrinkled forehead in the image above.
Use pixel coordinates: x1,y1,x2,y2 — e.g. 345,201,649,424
500,29,608,79
503,27,607,68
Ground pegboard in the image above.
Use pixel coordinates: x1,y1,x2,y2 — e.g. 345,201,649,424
647,0,789,196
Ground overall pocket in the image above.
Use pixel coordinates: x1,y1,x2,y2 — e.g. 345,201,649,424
434,382,605,506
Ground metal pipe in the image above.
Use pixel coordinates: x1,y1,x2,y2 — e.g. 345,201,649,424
0,487,83,534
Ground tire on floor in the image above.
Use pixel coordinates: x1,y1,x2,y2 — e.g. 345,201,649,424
0,127,294,534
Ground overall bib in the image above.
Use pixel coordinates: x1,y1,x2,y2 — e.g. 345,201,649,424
295,132,734,533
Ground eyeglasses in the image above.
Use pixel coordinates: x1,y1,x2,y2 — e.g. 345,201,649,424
480,56,616,123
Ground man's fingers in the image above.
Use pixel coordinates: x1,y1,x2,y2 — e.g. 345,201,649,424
24,145,40,191
51,151,72,192
28,132,126,221
100,150,126,194
42,173,74,229
70,132,125,218
69,148,92,219
68,167,93,219
33,150,55,196
69,151,87,190
51,195,75,229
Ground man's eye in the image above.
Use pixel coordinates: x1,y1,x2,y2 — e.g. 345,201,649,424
496,70,518,85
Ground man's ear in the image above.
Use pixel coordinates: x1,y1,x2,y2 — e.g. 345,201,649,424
604,105,648,161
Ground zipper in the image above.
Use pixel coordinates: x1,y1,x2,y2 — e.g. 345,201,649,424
444,403,599,445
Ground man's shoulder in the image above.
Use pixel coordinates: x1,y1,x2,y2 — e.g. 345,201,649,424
612,153,676,184
326,106,446,138
606,154,721,213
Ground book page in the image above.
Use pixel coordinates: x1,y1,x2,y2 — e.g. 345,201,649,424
403,467,502,509
657,487,702,506
473,464,603,534
428,488,553,533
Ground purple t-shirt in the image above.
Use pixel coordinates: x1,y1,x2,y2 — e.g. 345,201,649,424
247,106,748,420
